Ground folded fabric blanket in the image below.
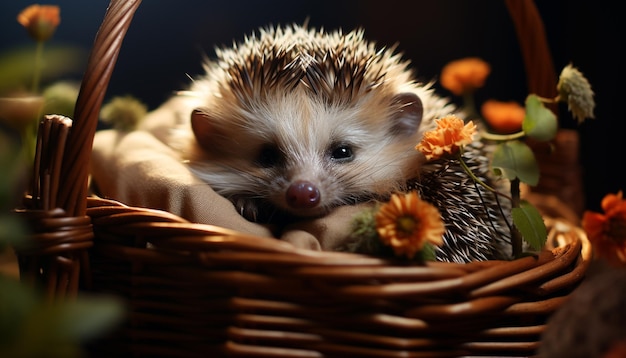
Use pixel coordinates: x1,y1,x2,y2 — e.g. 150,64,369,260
90,101,368,251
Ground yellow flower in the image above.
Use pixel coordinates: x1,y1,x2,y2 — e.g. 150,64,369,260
415,115,476,161
17,4,61,42
481,99,526,134
440,57,491,96
557,63,595,124
375,191,445,259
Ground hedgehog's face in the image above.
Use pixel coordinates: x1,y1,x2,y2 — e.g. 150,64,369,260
188,89,426,222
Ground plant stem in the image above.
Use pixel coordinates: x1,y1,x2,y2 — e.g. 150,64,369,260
457,151,513,202
462,93,481,121
535,95,558,104
510,178,523,258
31,41,44,94
480,130,526,141
21,122,37,166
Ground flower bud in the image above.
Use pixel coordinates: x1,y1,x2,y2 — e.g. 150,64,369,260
440,57,491,96
17,5,61,42
557,63,595,124
481,99,525,134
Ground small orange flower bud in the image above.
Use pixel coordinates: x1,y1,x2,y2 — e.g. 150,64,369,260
17,4,61,42
440,57,491,96
481,99,525,134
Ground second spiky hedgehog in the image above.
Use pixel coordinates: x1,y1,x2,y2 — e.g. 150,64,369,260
161,23,511,262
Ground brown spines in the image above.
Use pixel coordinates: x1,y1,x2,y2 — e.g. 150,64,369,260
214,25,407,106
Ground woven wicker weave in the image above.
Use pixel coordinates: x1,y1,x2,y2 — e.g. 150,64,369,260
14,1,591,357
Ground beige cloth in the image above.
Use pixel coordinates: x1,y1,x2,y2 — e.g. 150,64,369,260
90,101,367,251
89,99,580,255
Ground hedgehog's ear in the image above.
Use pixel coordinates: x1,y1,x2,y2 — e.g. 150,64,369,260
191,108,220,152
390,92,423,136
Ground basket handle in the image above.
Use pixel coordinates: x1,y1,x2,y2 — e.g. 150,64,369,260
504,0,558,107
56,0,142,216
16,0,141,299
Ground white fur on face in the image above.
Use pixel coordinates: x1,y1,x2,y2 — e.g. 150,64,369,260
184,86,440,218
165,25,461,219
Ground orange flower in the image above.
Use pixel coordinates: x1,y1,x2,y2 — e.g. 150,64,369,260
582,191,626,266
375,191,445,259
481,99,525,134
415,115,476,161
17,4,61,42
440,57,491,96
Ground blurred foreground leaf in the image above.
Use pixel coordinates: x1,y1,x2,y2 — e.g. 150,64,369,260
0,45,87,95
0,276,125,358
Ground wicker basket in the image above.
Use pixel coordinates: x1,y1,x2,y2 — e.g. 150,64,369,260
14,1,591,357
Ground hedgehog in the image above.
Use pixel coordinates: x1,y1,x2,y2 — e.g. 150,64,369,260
161,23,512,263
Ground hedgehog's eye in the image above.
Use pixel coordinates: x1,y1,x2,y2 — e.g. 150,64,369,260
256,144,282,168
330,143,354,163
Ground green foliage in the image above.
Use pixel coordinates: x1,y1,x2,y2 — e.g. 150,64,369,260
0,46,87,96
522,94,558,141
511,200,547,251
100,95,148,131
0,276,125,358
347,205,382,254
0,217,28,253
415,242,437,261
42,81,80,118
491,140,540,186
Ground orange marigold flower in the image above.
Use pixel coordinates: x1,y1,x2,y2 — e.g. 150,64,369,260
17,4,61,42
481,99,526,134
582,191,626,266
415,115,476,161
440,57,491,96
375,191,445,259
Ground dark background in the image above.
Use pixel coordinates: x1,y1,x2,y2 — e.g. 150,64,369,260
0,0,622,213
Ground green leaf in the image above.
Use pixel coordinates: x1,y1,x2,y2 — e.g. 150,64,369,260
0,217,29,250
10,304,83,358
0,276,39,348
491,140,540,186
1,288,125,358
512,201,547,251
522,94,558,141
417,242,438,262
0,45,87,94
57,294,126,341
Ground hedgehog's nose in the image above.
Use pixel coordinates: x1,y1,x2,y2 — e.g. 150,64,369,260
286,180,321,209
